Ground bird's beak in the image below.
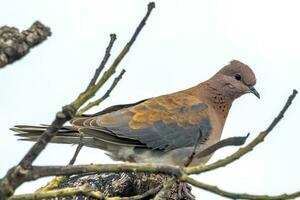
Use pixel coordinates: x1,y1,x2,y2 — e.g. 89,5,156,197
249,86,260,99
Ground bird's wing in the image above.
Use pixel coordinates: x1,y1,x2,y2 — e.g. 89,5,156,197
81,99,149,117
72,92,212,151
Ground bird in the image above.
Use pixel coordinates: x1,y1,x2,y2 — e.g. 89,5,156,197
12,60,259,167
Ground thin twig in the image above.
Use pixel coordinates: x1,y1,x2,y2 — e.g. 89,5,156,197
71,2,155,111
184,176,300,200
78,69,126,115
195,134,249,159
38,133,84,192
185,89,298,175
84,34,117,93
68,134,84,165
184,133,249,167
155,134,249,199
112,184,163,200
184,128,203,167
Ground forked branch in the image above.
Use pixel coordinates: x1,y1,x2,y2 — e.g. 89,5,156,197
0,3,155,199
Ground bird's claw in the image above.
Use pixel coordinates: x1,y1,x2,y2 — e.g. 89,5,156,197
178,182,195,200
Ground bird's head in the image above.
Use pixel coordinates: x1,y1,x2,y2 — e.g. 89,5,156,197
211,60,259,100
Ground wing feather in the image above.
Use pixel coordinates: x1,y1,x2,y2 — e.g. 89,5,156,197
72,92,212,151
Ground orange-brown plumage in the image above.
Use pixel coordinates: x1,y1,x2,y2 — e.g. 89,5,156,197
12,60,259,166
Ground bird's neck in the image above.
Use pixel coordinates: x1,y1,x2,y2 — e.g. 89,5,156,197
185,81,233,122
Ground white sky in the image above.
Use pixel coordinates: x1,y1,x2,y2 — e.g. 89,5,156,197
0,0,299,199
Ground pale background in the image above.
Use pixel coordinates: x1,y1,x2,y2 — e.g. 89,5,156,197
0,0,299,199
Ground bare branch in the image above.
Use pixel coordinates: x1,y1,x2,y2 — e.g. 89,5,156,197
71,2,155,111
195,134,249,159
68,136,83,165
185,89,298,175
25,163,182,181
0,2,155,199
184,129,203,167
0,21,51,68
84,34,117,93
185,176,300,200
78,69,126,115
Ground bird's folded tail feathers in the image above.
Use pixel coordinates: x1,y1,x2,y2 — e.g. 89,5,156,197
10,125,139,150
10,125,106,149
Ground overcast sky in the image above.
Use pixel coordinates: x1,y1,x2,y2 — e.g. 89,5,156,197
0,0,299,199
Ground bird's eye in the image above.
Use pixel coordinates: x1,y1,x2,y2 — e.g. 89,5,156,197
234,73,242,81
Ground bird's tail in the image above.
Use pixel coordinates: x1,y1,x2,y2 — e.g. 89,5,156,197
10,125,103,149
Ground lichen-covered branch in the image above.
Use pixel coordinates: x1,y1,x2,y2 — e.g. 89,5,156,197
185,176,300,200
10,173,179,200
9,184,104,200
153,177,177,200
185,89,298,175
0,21,51,68
9,182,163,200
36,176,66,193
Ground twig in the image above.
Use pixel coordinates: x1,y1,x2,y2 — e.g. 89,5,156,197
37,134,84,192
154,134,249,199
185,89,298,175
84,34,117,93
112,184,163,200
38,132,84,193
68,134,84,165
0,21,51,68
184,129,203,167
78,69,126,115
0,3,155,199
184,134,249,170
36,176,66,193
195,134,249,159
71,2,155,111
184,176,300,200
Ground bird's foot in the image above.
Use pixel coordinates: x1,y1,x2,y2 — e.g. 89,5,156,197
178,182,195,200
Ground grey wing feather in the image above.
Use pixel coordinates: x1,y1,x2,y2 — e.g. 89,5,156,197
76,100,212,152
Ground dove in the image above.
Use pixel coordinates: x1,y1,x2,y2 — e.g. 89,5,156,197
12,60,259,167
